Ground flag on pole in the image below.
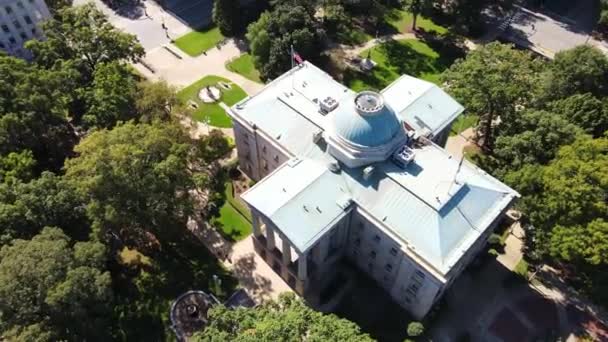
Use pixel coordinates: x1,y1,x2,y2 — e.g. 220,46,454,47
290,45,303,66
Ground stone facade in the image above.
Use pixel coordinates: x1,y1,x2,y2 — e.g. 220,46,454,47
0,0,50,58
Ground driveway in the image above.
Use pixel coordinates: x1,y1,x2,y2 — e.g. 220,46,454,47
73,0,191,51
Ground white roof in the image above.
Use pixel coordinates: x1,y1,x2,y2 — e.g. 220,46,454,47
233,62,518,276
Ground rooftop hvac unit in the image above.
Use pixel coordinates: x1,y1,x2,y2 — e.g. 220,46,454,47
393,145,416,168
320,96,339,113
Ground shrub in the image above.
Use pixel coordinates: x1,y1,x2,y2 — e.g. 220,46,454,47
487,233,502,246
407,321,424,337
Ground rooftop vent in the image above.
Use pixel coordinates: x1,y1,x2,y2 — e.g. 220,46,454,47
362,165,375,181
320,96,339,113
393,145,416,168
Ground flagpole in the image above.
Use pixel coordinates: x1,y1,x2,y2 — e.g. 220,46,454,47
290,45,294,69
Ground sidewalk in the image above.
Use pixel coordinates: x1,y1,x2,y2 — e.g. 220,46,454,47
134,40,264,95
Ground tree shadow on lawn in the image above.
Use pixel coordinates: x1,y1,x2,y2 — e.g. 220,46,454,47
110,233,238,340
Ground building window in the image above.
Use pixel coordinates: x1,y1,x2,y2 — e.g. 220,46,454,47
0,42,4,48
1,25,9,33
262,145,266,154
24,15,32,24
31,27,36,35
354,238,360,247
405,296,412,304
8,37,16,44
19,32,26,40
261,158,268,170
28,0,34,3
369,251,376,259
273,155,279,162
16,1,24,8
358,222,364,231
13,20,21,29
390,247,398,256
373,235,381,243
385,264,393,272
415,270,426,279
5,6,12,14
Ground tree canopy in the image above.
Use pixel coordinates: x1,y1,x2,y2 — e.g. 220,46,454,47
213,0,241,36
192,293,374,341
246,1,324,80
64,121,200,245
441,42,544,150
0,227,112,341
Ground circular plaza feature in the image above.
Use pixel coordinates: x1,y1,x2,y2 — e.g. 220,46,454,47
198,86,222,103
170,290,217,340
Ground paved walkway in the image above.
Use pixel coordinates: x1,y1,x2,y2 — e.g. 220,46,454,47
134,40,263,94
187,212,292,304
445,128,476,159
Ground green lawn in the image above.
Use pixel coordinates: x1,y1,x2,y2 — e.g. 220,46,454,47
177,75,247,128
345,38,451,91
211,180,252,241
385,8,448,34
450,114,479,136
226,53,262,83
173,27,224,57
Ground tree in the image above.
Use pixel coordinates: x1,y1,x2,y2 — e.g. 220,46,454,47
213,0,241,36
83,61,138,129
407,321,425,337
26,4,144,122
404,0,422,30
192,293,373,341
0,150,36,184
489,110,583,176
544,45,608,100
135,80,183,123
0,172,89,245
0,55,76,172
549,93,608,138
550,219,608,266
0,227,112,340
246,3,324,80
64,121,202,246
441,43,545,151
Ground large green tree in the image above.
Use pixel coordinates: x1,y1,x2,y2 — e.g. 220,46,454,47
441,42,545,151
83,61,138,129
26,4,144,123
0,172,88,245
135,80,183,123
246,2,324,80
0,227,112,341
549,93,608,138
0,55,76,173
544,45,608,100
64,122,205,246
192,293,373,341
213,0,241,36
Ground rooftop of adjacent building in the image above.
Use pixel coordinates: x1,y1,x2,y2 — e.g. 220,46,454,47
232,62,519,277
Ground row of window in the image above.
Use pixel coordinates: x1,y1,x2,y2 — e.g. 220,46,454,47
0,28,35,48
1,15,33,33
4,0,35,16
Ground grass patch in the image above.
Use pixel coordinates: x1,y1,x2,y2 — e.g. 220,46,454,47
514,259,529,278
450,114,479,136
209,176,252,242
345,38,450,91
226,53,262,83
385,8,449,34
173,26,224,57
177,75,247,128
